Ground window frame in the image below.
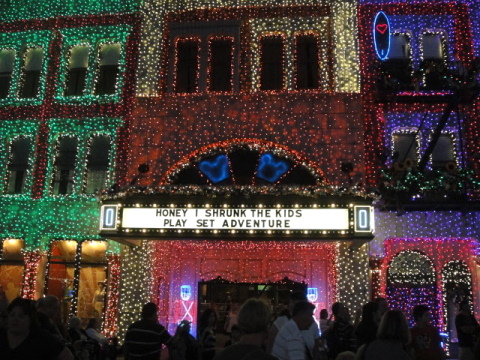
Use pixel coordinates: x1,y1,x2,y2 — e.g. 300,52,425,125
391,128,420,165
4,135,34,195
82,134,112,195
167,20,241,94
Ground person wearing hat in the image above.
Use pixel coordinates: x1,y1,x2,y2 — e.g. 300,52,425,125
170,320,199,360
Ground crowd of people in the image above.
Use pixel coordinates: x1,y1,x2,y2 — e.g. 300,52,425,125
2,293,480,360
0,295,119,360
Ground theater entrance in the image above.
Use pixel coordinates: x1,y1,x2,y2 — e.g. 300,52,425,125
197,276,307,334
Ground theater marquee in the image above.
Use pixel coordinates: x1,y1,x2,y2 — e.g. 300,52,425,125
100,197,374,239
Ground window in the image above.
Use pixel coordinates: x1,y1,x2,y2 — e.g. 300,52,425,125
51,137,78,195
5,137,32,194
208,37,234,92
64,45,89,96
94,43,121,95
260,36,284,91
84,135,111,194
431,133,455,168
0,49,15,99
422,33,445,60
168,21,240,94
0,239,24,303
174,38,200,93
19,47,43,98
295,34,320,90
420,32,448,90
393,132,418,163
389,34,411,60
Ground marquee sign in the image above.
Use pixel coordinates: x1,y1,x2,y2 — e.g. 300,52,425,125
100,199,374,239
373,11,391,60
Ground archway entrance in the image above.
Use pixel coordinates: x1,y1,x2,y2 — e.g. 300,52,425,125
387,250,437,326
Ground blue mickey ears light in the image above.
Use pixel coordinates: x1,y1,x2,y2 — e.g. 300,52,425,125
199,154,230,183
257,153,290,182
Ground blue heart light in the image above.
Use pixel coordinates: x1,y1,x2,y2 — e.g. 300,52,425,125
257,153,290,182
199,154,230,183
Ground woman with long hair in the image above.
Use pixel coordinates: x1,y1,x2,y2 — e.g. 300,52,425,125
356,309,413,360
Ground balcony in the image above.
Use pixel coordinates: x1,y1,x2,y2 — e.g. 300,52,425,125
379,162,480,211
376,58,480,103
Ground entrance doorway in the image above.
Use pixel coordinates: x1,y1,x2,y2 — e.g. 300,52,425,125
197,276,307,335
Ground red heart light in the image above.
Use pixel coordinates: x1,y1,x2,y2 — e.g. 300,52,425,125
376,24,388,34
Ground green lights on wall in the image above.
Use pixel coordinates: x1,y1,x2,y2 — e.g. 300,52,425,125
0,30,53,106
55,25,132,105
1,0,139,22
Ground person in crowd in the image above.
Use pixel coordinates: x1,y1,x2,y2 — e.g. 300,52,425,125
0,296,74,359
124,302,172,360
68,316,92,360
410,305,445,360
85,317,109,346
170,320,199,360
354,302,379,350
198,308,218,360
373,298,389,319
356,309,413,360
37,294,66,341
0,285,8,330
319,309,331,335
267,292,320,357
214,298,277,360
224,302,239,334
272,300,316,360
455,300,480,360
323,302,355,359
335,351,355,360
224,324,241,347
86,317,119,359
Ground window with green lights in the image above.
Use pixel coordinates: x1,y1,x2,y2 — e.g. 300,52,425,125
19,47,44,99
83,135,111,194
4,136,33,195
51,136,78,195
0,49,15,99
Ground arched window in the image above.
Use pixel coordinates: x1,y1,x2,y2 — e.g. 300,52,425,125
84,135,111,194
0,49,15,99
387,250,437,326
19,47,43,98
95,43,121,95
51,136,78,195
64,45,89,96
5,137,32,194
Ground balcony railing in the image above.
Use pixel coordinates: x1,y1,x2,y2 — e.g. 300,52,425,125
376,58,480,102
379,162,480,209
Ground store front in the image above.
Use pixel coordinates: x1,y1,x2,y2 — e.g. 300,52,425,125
100,191,374,335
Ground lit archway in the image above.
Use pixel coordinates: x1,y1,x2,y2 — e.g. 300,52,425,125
162,139,326,186
387,250,437,326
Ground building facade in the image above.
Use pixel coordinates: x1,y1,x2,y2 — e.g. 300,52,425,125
1,0,479,347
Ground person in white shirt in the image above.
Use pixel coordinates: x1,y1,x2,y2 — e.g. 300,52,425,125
267,292,320,356
272,301,316,360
